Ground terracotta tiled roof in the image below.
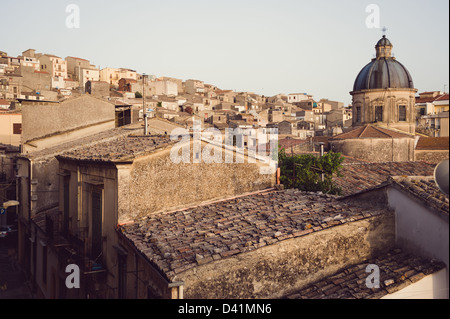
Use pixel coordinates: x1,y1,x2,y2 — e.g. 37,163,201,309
284,248,445,299
215,90,233,95
278,138,308,149
435,94,449,102
416,96,437,103
416,93,449,104
331,125,413,140
335,161,436,196
390,176,449,216
0,143,20,153
415,137,449,151
119,188,390,280
66,56,89,62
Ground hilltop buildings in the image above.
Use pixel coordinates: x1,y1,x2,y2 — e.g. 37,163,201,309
0,37,448,300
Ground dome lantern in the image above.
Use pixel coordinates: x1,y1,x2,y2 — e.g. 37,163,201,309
375,35,393,59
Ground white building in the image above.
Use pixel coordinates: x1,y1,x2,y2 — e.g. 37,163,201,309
288,93,312,104
80,68,100,89
100,68,137,87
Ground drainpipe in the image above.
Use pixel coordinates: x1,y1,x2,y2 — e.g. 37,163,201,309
392,137,394,162
276,167,280,185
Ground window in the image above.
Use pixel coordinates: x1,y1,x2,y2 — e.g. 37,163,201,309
356,107,361,123
399,105,407,121
419,108,425,116
375,106,383,122
13,123,22,135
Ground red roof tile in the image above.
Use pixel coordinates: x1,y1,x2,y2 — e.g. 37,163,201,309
416,93,449,104
435,94,449,102
415,137,449,150
331,125,412,140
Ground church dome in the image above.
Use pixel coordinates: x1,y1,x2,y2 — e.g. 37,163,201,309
353,36,414,92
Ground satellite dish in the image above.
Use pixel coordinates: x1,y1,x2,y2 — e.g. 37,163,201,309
434,159,449,196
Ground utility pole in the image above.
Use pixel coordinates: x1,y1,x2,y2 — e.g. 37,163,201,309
143,73,148,135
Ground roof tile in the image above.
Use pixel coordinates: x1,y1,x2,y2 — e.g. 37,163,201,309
119,188,389,280
284,249,445,299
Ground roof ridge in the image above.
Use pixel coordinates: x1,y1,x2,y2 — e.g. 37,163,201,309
370,125,394,138
360,125,371,137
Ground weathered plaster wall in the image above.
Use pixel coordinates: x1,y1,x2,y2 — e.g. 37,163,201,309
414,150,449,164
22,95,115,153
30,158,60,214
176,212,395,299
330,138,415,162
118,143,276,223
351,89,417,134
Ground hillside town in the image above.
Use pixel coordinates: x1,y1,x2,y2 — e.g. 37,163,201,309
0,35,448,302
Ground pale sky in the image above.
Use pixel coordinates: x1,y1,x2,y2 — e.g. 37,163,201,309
1,0,449,105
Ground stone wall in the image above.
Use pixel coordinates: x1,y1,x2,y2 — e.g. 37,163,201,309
176,212,395,299
330,137,415,162
118,142,276,223
415,150,449,164
19,65,52,92
351,89,417,134
22,95,115,150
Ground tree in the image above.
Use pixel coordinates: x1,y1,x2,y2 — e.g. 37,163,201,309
135,91,143,98
278,148,344,195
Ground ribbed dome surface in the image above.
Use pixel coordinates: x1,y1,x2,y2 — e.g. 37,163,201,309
353,58,414,92
376,36,392,47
